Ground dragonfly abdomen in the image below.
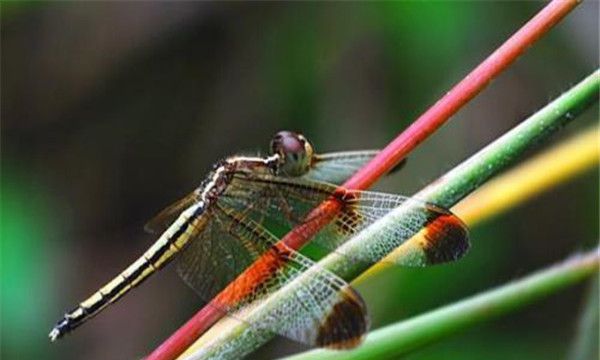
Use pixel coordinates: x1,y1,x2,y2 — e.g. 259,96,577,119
49,203,207,341
48,254,157,341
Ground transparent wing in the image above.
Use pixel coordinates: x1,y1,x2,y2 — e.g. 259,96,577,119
144,149,388,233
175,211,259,301
145,191,199,234
303,150,378,184
144,150,379,233
176,204,368,348
222,173,469,267
303,150,407,184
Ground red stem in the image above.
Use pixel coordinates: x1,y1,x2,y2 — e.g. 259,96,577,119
146,1,579,359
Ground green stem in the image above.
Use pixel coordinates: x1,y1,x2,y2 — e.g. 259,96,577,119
283,248,600,360
567,275,599,360
330,69,599,277
188,70,599,360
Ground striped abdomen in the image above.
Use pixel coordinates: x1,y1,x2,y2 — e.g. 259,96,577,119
49,202,207,341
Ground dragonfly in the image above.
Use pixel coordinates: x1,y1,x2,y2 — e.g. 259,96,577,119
49,131,469,349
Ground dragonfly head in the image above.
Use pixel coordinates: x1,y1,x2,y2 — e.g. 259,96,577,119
270,131,314,177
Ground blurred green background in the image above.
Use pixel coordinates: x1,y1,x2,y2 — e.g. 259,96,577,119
1,2,598,359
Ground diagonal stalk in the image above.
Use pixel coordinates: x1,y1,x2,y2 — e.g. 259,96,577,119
147,1,581,358
452,125,600,226
282,248,600,360
357,124,599,283
182,70,599,360
567,275,599,360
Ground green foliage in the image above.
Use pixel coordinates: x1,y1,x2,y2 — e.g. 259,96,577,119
1,167,58,359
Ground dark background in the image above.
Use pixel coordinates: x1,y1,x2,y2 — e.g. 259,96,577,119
1,2,598,359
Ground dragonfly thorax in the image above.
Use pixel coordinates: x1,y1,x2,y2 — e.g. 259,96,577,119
200,162,234,203
201,155,280,204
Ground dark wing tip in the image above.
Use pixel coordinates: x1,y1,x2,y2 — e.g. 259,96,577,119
316,286,369,349
421,213,470,265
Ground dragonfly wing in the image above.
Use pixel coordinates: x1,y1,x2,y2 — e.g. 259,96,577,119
223,173,469,267
176,203,368,348
316,191,469,266
145,191,199,234
304,150,407,185
303,150,379,184
175,211,260,301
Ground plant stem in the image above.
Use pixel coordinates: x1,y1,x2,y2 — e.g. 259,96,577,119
282,248,600,360
147,2,581,359
344,0,582,190
332,69,599,278
567,275,599,360
358,124,599,283
453,125,600,226
181,71,599,360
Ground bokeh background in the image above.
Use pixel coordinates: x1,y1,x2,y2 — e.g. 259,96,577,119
1,2,598,360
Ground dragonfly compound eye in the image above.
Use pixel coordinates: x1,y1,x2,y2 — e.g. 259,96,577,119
270,131,314,177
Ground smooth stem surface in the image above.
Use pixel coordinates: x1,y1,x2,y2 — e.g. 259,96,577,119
182,71,599,360
148,0,578,360
149,2,581,359
567,275,599,360
453,125,600,226
330,69,599,278
282,249,600,360
357,123,600,283
344,0,581,190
